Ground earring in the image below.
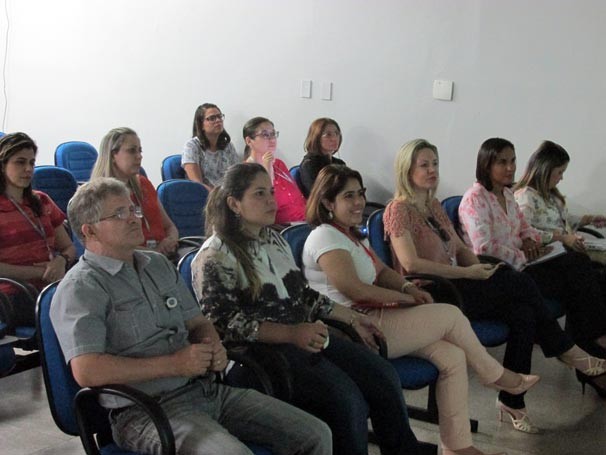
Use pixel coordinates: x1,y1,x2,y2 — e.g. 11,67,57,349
328,210,334,220
235,212,241,219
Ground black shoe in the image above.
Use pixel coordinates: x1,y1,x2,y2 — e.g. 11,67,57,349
576,370,606,398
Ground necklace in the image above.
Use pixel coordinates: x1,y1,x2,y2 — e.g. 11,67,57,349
410,202,457,266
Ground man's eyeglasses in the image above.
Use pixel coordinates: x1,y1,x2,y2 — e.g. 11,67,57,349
204,113,225,123
426,216,451,242
98,205,143,222
321,131,341,139
254,131,279,140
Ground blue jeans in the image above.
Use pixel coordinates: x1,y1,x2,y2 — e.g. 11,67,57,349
229,337,419,455
110,378,332,455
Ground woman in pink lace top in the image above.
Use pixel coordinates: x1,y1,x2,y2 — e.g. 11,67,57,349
459,137,606,398
384,138,606,432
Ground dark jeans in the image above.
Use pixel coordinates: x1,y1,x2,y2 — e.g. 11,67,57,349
227,337,419,455
524,251,606,350
449,268,574,409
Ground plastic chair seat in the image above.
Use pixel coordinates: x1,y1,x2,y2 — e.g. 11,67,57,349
470,320,510,347
390,357,439,390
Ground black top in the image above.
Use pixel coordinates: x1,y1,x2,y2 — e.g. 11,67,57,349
299,153,346,198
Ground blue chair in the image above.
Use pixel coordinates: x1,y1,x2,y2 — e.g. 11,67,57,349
280,223,444,434
55,141,98,183
32,165,78,213
440,196,566,319
157,180,208,238
37,281,273,455
161,155,186,181
288,165,305,195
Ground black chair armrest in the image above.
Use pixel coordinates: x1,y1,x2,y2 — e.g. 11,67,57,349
226,345,276,396
178,236,206,248
75,384,175,455
322,318,389,359
0,278,38,304
578,226,604,239
405,273,464,307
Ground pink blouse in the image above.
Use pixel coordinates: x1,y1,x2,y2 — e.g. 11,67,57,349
273,159,306,224
383,198,458,275
459,182,541,270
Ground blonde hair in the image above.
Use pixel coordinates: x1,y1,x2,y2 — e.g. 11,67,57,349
91,127,143,203
393,139,439,202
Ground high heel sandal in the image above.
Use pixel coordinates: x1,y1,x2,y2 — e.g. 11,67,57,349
489,373,540,395
576,370,606,398
496,400,541,434
560,354,606,377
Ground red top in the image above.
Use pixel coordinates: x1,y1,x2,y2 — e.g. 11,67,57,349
273,159,306,224
0,191,65,293
133,175,167,245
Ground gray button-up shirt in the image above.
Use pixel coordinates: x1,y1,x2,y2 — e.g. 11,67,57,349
51,249,201,407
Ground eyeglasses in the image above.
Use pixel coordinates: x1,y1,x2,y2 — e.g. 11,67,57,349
253,130,279,140
204,113,225,122
321,131,341,139
98,205,143,222
426,216,451,242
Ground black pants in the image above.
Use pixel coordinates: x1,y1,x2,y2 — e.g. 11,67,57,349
448,268,574,409
227,337,419,455
525,250,606,351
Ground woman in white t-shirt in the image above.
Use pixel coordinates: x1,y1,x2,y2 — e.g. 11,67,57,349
181,103,240,192
302,164,538,455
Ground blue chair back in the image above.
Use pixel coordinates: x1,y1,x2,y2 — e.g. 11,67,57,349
280,224,313,269
177,248,199,297
288,165,306,195
54,141,98,182
32,166,78,213
441,196,463,236
139,167,147,178
161,155,186,181
157,180,208,237
366,208,392,267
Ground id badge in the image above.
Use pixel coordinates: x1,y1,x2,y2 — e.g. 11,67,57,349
146,239,158,249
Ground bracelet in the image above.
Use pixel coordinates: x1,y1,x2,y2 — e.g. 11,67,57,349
400,281,416,293
348,312,359,327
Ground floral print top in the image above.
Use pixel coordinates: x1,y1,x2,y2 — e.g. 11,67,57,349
514,186,581,244
191,227,334,342
459,182,541,270
383,198,458,274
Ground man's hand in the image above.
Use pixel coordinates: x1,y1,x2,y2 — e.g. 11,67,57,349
172,343,214,377
206,337,228,372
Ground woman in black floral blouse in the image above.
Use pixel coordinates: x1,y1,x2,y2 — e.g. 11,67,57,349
191,162,420,455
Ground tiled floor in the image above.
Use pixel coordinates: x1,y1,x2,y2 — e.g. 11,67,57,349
1,343,605,454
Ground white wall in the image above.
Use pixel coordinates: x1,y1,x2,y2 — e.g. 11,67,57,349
2,0,605,213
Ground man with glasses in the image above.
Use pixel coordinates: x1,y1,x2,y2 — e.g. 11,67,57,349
50,177,331,454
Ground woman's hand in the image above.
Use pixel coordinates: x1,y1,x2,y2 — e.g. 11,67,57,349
561,233,586,252
590,215,606,228
352,315,384,352
464,263,501,280
36,256,67,283
290,323,328,353
406,286,434,304
156,237,178,256
262,151,274,170
521,238,541,261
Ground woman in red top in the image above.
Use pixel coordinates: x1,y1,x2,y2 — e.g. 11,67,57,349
0,132,76,326
91,128,179,257
243,117,306,225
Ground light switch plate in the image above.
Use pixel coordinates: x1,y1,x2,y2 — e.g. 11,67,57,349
433,80,453,101
300,80,312,98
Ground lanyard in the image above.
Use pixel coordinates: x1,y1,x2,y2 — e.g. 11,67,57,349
7,195,53,258
329,223,376,264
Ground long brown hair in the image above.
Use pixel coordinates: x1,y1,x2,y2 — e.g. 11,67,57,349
205,162,267,298
303,118,342,155
192,103,231,150
0,132,42,216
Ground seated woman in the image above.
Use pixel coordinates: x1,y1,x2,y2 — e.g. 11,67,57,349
383,139,606,428
459,137,606,396
299,118,346,197
91,127,179,258
514,140,606,264
302,165,537,453
243,117,306,225
181,103,240,191
0,132,76,328
192,162,423,455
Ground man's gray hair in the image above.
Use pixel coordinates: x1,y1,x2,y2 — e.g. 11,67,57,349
67,177,130,243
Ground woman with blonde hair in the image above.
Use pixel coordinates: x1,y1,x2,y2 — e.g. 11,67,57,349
91,127,179,258
384,139,606,430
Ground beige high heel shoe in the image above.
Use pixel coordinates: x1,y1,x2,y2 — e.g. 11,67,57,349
560,354,606,377
489,373,540,395
496,399,541,434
